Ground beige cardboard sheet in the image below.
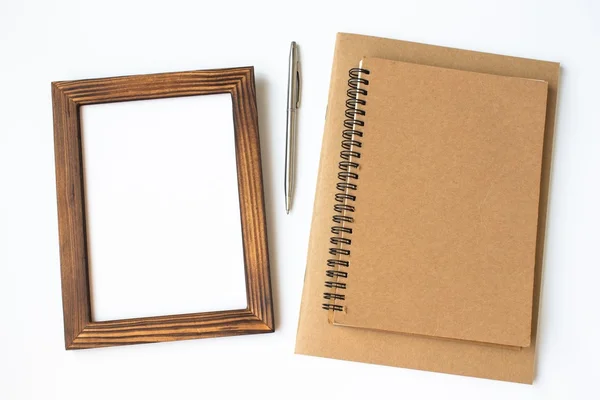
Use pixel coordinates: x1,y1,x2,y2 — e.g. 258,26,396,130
295,33,560,383
331,57,549,348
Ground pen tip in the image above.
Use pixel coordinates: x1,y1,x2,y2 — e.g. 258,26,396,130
286,209,290,215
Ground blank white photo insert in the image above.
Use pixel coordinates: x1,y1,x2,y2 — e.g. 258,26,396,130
81,94,248,321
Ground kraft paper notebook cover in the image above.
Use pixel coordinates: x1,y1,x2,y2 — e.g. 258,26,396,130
295,33,560,383
329,57,548,348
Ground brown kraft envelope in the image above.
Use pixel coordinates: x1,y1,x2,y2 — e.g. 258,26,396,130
295,32,560,383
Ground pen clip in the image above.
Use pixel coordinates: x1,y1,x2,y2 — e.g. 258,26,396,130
295,57,301,109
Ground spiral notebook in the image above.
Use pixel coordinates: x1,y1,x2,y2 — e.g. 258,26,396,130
295,33,560,383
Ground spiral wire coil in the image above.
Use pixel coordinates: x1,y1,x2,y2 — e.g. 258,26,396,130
323,67,370,311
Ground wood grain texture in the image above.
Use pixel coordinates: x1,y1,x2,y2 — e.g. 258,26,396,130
52,67,274,349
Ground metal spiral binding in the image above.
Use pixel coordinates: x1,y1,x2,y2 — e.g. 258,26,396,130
323,67,370,312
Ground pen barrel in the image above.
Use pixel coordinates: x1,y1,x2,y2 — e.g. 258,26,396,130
285,108,297,200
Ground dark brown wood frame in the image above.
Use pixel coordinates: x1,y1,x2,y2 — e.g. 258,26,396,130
52,67,274,349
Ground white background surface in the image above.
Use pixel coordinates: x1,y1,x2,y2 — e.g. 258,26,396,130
0,0,599,399
82,95,247,321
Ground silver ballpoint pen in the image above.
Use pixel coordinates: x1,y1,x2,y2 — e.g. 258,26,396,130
285,41,301,214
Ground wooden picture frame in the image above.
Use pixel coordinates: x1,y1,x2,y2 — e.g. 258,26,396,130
52,67,274,349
